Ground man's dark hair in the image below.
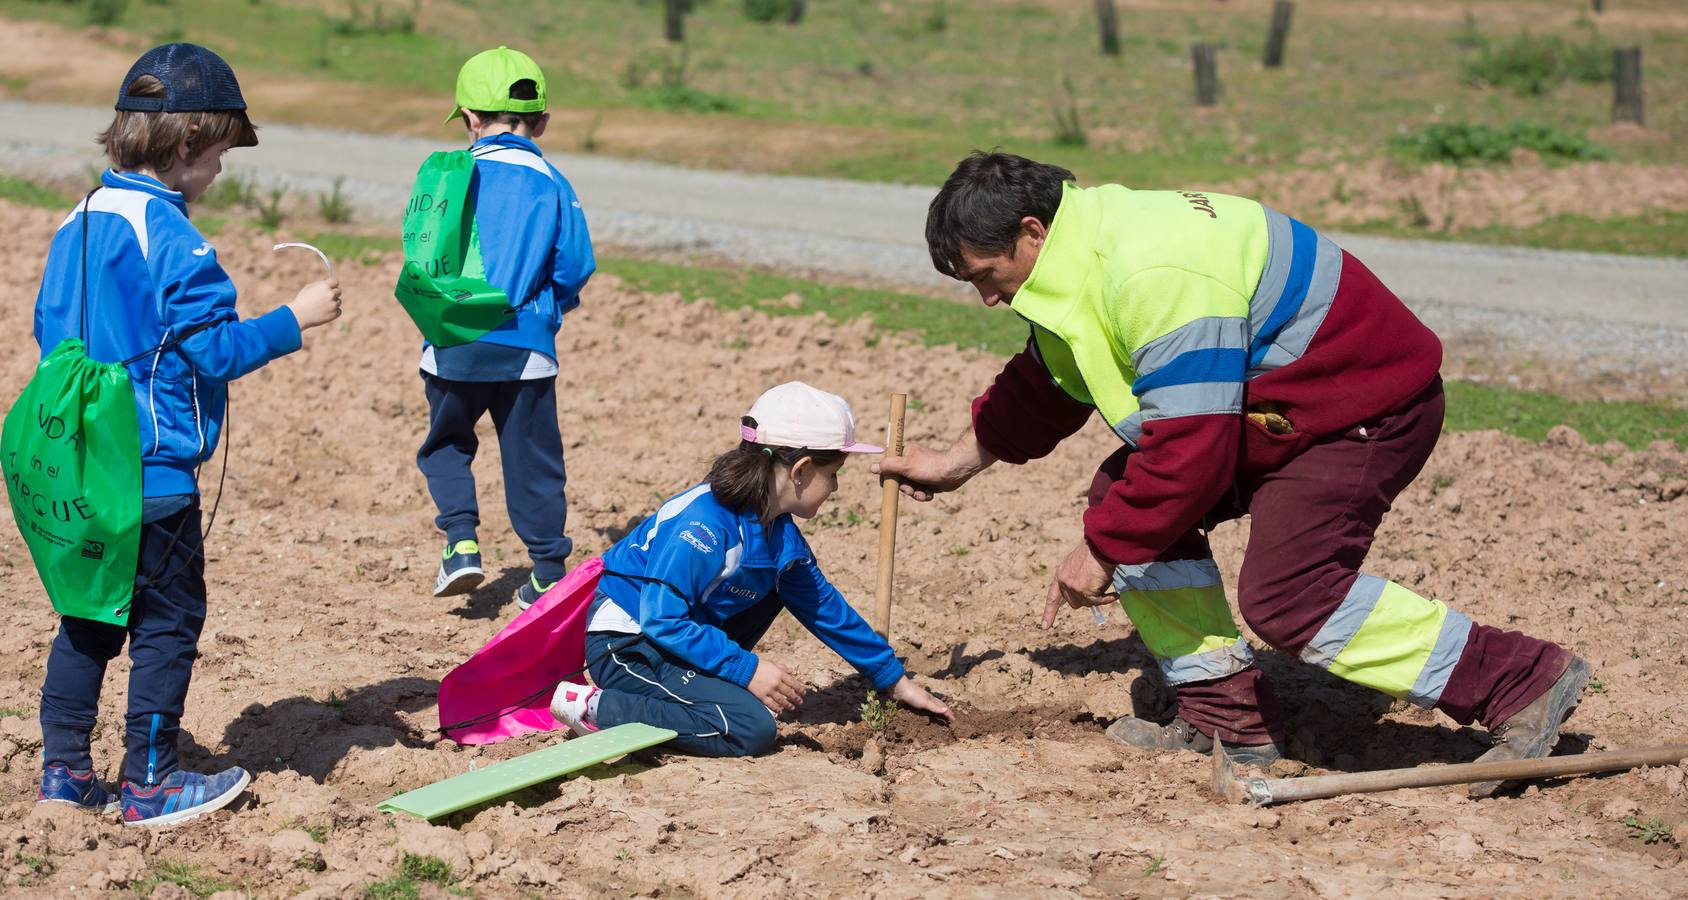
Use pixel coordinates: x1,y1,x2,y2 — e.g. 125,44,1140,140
468,78,545,131
925,151,1075,278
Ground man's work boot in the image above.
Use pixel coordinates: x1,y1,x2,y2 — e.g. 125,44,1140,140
1106,715,1282,767
1468,655,1591,799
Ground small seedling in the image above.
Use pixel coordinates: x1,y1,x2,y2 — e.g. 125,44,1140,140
317,177,352,224
255,186,287,230
324,691,346,709
1052,76,1087,148
1589,679,1606,694
860,690,895,733
582,113,604,153
1141,856,1165,876
1625,814,1677,845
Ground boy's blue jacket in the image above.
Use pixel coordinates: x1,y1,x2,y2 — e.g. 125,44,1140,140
450,133,594,360
597,484,906,691
32,170,301,499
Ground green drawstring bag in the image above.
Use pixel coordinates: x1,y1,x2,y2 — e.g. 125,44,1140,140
2,188,152,626
394,150,517,348
2,339,143,626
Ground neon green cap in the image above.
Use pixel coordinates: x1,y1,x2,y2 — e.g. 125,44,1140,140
446,45,547,124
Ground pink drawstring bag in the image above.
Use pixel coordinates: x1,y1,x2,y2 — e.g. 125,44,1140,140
438,556,603,745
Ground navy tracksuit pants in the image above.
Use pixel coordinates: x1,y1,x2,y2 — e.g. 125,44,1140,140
586,592,785,758
417,374,571,583
39,502,206,786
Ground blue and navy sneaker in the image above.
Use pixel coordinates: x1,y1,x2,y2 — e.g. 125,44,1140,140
434,539,484,597
38,763,120,813
121,766,250,827
514,573,559,611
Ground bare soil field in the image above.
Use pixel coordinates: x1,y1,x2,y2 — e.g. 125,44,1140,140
0,198,1686,897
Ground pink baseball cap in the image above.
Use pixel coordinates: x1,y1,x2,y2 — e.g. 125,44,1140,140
740,382,884,453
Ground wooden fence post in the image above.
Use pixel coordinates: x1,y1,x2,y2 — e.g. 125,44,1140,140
1613,46,1643,124
1192,43,1220,106
1592,0,1604,13
1263,1,1293,68
788,0,805,24
664,0,685,42
1096,0,1121,56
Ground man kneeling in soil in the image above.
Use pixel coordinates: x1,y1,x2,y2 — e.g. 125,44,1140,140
875,151,1587,797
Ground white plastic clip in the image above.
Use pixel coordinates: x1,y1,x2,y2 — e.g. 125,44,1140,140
272,241,334,274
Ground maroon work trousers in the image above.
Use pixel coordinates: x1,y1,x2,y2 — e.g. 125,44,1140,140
1090,379,1570,744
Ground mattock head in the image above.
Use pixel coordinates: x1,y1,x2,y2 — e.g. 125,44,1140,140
1212,739,1253,804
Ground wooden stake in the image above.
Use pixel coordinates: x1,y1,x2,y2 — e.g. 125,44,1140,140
873,393,908,639
1192,43,1221,106
664,0,686,43
1095,0,1121,57
1263,0,1293,68
1613,46,1643,125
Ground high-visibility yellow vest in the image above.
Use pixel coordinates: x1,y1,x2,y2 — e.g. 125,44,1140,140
1012,183,1340,445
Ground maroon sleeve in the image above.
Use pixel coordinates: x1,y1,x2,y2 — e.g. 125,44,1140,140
1082,414,1238,565
971,340,1094,465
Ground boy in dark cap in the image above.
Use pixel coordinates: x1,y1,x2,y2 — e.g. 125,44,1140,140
31,43,342,826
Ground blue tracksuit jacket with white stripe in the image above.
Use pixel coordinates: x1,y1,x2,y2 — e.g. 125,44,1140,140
32,169,302,499
597,484,906,691
448,133,594,360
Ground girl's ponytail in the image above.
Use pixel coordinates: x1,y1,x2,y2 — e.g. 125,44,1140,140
708,417,844,518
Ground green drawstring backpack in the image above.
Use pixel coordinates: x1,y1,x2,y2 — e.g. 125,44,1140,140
1,189,210,625
394,150,518,348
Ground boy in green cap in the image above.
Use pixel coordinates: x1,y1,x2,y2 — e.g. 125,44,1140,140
413,46,595,607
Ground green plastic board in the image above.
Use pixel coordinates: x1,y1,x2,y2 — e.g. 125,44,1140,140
379,723,676,820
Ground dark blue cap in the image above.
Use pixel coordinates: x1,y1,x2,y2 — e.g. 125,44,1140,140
116,43,249,115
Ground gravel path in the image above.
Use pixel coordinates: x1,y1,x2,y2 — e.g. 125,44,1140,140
4,98,1686,372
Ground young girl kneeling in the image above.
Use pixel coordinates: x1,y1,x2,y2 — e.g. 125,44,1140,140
550,382,951,756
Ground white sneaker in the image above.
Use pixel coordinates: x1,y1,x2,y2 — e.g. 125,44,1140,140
549,682,601,738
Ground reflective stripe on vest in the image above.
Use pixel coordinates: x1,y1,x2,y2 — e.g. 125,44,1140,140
1016,192,1347,448
1246,207,1342,377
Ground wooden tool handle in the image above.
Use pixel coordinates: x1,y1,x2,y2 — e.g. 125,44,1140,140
1252,744,1688,805
873,393,908,638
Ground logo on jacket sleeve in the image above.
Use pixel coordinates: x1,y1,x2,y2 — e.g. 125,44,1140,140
678,522,719,554
191,242,212,256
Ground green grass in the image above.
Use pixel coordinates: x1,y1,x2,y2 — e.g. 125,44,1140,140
135,862,231,898
1445,380,1688,448
598,257,1024,355
301,231,396,265
0,174,70,210
3,0,1682,189
364,854,459,900
1347,207,1688,258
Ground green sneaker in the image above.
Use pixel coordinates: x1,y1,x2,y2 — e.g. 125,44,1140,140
514,573,559,611
434,539,484,597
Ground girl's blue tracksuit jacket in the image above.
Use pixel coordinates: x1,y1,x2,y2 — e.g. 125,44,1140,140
586,483,905,756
